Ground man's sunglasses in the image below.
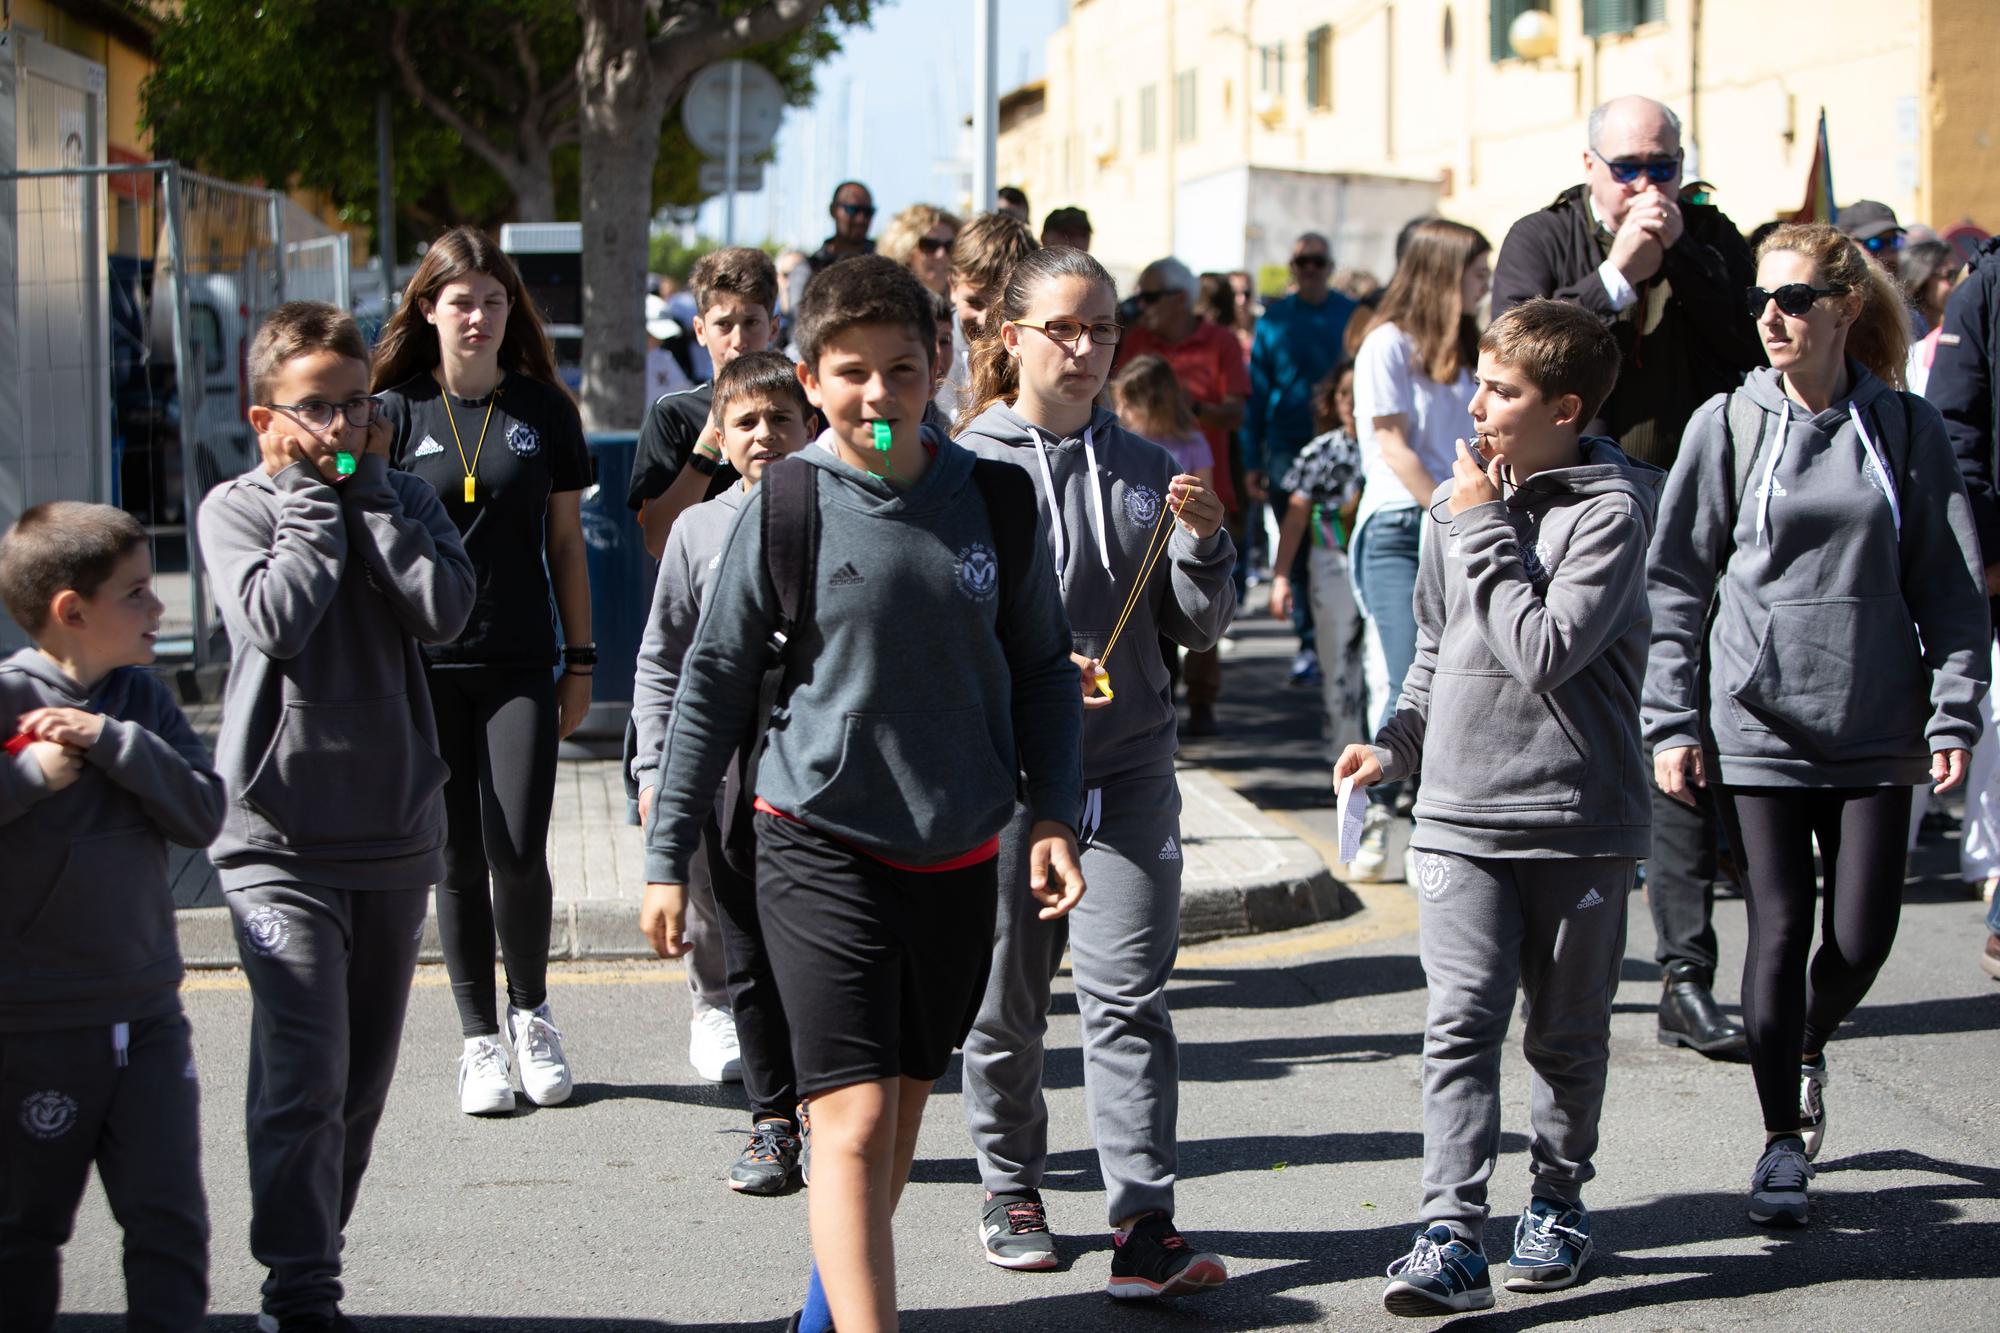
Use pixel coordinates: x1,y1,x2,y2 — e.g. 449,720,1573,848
1135,289,1171,305
1593,149,1681,185
1862,232,1906,255
836,202,875,218
916,235,954,256
265,397,380,432
1292,254,1330,270
1746,283,1843,318
1014,319,1125,348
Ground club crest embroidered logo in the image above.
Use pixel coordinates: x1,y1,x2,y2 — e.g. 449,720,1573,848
20,1090,78,1140
242,905,290,958
1415,853,1451,902
1862,455,1891,502
413,434,445,459
1158,837,1181,861
1124,484,1162,528
1519,540,1553,587
506,422,541,458
957,543,999,601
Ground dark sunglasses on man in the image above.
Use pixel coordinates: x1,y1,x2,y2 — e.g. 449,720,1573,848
1136,289,1170,305
1861,231,1906,255
1746,283,1842,318
1292,254,1330,270
916,235,954,256
837,202,875,218
1593,149,1681,185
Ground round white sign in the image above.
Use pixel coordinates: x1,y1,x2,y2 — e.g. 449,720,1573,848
682,60,787,158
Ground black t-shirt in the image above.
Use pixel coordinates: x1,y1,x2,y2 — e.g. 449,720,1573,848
381,370,591,667
626,382,739,511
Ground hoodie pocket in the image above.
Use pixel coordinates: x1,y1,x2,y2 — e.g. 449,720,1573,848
240,695,448,853
1728,596,1929,760
799,707,1015,854
1420,669,1586,812
20,828,174,980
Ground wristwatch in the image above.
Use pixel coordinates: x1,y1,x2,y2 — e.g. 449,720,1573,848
686,444,722,477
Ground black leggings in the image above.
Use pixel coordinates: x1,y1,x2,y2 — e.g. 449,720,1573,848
427,665,560,1037
1721,785,1911,1134
699,798,798,1123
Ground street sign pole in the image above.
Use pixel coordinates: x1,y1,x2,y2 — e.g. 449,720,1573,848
724,61,742,244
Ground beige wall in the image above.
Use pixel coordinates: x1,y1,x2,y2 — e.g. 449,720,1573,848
1004,0,1978,274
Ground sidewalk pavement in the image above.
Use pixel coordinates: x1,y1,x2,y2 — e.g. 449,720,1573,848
170,682,1353,967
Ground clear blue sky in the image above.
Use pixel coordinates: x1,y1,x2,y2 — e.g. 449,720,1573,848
691,0,1068,249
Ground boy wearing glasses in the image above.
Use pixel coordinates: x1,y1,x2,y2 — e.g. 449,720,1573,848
198,302,474,1331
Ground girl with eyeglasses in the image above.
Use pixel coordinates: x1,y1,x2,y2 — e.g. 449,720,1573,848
953,245,1237,1300
371,227,594,1118
1646,222,1989,1227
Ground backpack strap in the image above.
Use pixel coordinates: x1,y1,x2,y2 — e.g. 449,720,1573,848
969,458,1038,643
759,455,819,647
1724,389,1769,529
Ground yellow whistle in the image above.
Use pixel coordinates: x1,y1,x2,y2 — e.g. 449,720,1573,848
1092,666,1114,700
463,476,477,504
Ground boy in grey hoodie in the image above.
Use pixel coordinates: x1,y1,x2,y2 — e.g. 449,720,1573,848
641,256,1084,1330
631,350,811,1193
197,303,474,1331
0,502,225,1332
1336,300,1659,1316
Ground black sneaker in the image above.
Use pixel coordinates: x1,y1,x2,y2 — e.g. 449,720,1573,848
980,1189,1058,1270
1106,1213,1227,1299
726,1118,801,1195
256,1314,357,1332
1748,1136,1815,1227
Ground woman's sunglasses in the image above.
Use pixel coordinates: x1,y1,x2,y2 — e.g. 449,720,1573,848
1593,149,1681,185
916,236,955,256
1746,283,1843,318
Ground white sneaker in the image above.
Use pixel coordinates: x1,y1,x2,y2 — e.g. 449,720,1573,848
1347,804,1392,882
458,1034,515,1116
689,1005,744,1083
508,1002,574,1106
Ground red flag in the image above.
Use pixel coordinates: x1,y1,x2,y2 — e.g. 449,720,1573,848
1790,109,1835,224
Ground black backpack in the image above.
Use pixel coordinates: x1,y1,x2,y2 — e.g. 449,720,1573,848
715,454,1042,876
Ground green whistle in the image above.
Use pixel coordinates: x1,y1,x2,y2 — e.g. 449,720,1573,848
335,451,357,476
871,420,893,452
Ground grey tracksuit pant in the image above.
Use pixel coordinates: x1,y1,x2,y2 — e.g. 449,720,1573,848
0,1012,208,1332
683,808,730,1017
227,882,427,1321
1411,850,1631,1242
962,767,1184,1226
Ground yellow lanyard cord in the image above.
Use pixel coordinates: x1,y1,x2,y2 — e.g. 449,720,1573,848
442,386,499,502
1100,488,1190,663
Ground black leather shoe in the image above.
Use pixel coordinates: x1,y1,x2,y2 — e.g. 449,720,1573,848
1658,963,1748,1057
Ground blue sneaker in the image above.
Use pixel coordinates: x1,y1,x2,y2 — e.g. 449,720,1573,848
1749,1136,1815,1227
1503,1198,1593,1291
1383,1224,1494,1317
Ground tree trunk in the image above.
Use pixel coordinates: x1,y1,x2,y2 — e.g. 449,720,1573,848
513,172,558,224
575,0,660,432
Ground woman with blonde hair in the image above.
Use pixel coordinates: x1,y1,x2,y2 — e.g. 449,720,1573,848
1646,222,1988,1226
876,202,961,296
1346,218,1491,879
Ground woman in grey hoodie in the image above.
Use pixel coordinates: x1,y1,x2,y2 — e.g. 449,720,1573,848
1646,223,1990,1228
954,246,1238,1299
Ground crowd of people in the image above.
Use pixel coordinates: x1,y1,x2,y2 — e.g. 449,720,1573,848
4,85,2000,1333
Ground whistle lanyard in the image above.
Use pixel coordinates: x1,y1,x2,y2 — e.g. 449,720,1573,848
443,386,499,503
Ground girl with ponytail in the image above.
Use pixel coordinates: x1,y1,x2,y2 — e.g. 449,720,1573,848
953,246,1239,1296
1644,221,1988,1227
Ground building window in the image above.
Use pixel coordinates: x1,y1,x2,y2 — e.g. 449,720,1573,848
1259,42,1285,97
1139,84,1157,153
1175,69,1197,143
1305,25,1333,111
1491,0,1551,62
1584,0,1665,37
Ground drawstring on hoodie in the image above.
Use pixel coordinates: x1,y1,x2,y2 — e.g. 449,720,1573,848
1031,426,1115,589
1849,402,1902,533
1753,400,1792,547
1753,398,1900,545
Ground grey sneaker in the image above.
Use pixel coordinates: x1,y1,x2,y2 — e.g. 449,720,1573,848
1748,1136,1815,1227
980,1189,1058,1270
1799,1058,1829,1161
726,1118,801,1195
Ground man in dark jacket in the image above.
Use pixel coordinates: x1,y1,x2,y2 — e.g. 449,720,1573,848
1923,235,2000,982
1493,94,1763,1059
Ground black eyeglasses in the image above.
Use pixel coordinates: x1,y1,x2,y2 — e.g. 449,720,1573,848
916,235,954,256
265,397,379,432
836,202,876,218
1746,283,1843,318
1593,149,1681,185
1862,232,1906,255
1292,254,1330,270
1135,289,1170,305
1013,318,1125,349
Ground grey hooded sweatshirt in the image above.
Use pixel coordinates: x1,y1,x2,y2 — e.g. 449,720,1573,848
956,403,1237,784
197,454,476,891
631,483,748,792
1371,437,1662,858
645,432,1083,883
1644,364,1990,787
0,652,225,1030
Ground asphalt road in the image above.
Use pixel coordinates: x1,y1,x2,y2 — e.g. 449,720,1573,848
55,620,2000,1330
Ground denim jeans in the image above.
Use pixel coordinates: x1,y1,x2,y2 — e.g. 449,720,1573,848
1352,505,1423,810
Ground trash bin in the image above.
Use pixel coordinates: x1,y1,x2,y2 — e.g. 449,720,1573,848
561,431,652,760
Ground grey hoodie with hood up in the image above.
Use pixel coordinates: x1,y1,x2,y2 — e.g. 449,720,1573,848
0,651,225,1030
1371,437,1663,858
1644,364,1990,787
956,403,1237,784
645,431,1083,883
